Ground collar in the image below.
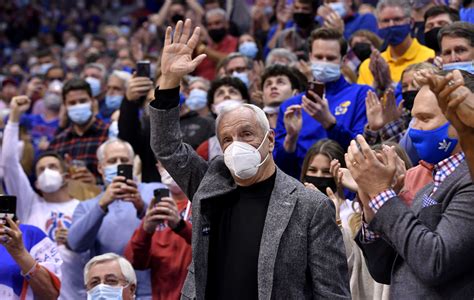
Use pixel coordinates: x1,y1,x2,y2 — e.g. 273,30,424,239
325,75,350,94
432,151,465,178
384,38,421,63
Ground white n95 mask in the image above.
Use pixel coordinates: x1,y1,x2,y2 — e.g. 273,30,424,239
224,131,270,179
37,168,64,193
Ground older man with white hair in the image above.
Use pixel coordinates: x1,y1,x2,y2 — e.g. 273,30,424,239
84,253,137,300
101,70,132,121
68,138,164,299
150,19,350,299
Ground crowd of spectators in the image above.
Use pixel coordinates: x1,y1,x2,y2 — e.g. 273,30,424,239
1,0,474,299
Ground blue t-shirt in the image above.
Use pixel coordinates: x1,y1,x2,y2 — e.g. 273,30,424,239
20,114,59,158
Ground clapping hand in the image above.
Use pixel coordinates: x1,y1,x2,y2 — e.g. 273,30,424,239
365,89,404,131
369,50,392,91
159,19,207,89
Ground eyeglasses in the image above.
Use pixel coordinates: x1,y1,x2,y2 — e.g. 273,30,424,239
86,275,129,290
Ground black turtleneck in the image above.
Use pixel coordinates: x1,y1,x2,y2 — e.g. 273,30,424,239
206,171,277,300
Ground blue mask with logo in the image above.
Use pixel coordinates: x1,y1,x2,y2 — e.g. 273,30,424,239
67,103,93,125
311,61,341,83
103,164,118,186
105,94,124,110
239,42,259,59
232,71,250,87
85,76,102,97
408,122,458,164
186,89,208,111
379,24,411,46
442,61,474,74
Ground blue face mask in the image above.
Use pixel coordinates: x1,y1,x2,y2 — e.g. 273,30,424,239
67,102,93,125
232,71,250,87
379,24,411,46
185,89,208,111
85,76,102,97
108,121,119,139
87,283,123,300
311,61,341,83
409,122,458,164
239,41,259,59
103,164,118,186
328,2,347,18
105,94,124,110
442,61,474,74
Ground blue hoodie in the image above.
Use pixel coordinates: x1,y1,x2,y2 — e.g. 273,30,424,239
274,76,372,178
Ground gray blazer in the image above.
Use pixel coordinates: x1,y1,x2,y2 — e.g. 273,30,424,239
149,105,350,300
357,160,474,299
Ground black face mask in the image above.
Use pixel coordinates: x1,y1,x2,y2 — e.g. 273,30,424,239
304,175,337,196
424,27,441,53
171,14,184,24
352,42,372,62
208,28,227,43
293,12,314,29
402,90,418,111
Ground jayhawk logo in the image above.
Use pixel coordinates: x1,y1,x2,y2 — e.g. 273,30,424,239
45,212,73,242
335,101,351,116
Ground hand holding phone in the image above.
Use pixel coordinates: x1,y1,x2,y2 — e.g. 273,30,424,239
117,164,133,182
306,81,325,102
136,61,151,78
154,188,170,204
0,195,17,228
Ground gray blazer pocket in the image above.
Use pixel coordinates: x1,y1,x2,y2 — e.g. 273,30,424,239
181,264,196,300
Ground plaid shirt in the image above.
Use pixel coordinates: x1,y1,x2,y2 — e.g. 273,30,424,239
362,152,465,242
363,110,410,145
49,118,109,182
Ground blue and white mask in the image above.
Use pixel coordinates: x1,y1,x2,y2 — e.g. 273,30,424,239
185,89,208,111
232,71,250,87
85,76,102,97
103,164,118,186
409,122,458,164
67,102,93,125
239,42,259,59
105,94,124,110
328,2,347,18
87,283,123,300
442,61,474,74
311,61,341,83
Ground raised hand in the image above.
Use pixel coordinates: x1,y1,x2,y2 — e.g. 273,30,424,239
10,96,31,123
126,75,154,101
365,90,384,131
369,50,392,90
283,105,303,153
302,91,336,129
330,159,358,192
159,19,207,89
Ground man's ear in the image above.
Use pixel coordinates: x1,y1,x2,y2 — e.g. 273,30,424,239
97,163,104,176
268,129,275,152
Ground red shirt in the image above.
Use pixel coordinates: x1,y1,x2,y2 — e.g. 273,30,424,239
194,35,238,80
399,161,434,207
124,200,192,300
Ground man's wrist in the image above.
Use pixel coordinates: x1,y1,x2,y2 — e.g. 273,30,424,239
171,219,185,232
322,115,336,130
159,76,181,90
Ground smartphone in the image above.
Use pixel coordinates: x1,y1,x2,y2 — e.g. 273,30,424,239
306,81,325,102
154,188,170,203
0,195,17,227
117,164,133,181
136,61,150,78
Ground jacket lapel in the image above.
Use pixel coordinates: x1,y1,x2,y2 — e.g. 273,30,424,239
257,169,298,300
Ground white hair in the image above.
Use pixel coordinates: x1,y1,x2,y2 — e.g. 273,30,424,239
216,103,270,138
84,253,137,286
265,48,298,67
206,8,228,21
110,70,132,88
96,138,135,164
188,76,210,90
84,63,107,78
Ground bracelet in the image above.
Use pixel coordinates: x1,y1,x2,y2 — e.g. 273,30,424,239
21,262,40,280
336,219,342,229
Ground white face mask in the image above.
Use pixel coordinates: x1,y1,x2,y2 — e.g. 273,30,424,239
224,131,270,179
37,168,64,193
87,283,123,300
